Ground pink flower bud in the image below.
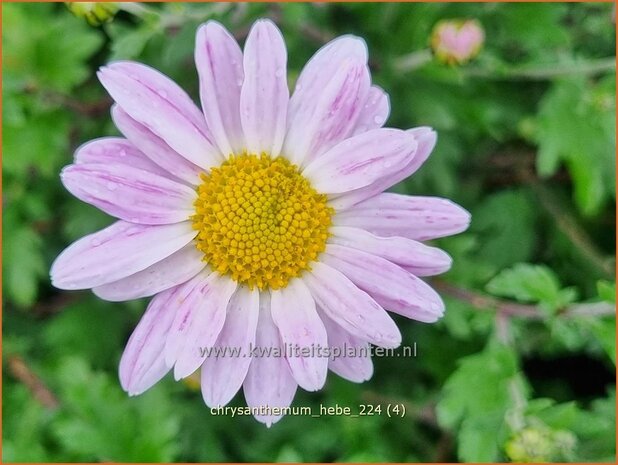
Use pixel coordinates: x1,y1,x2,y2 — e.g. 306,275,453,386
431,19,485,65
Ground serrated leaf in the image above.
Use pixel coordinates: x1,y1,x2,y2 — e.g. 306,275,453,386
535,78,616,216
51,357,180,462
486,263,577,312
3,3,103,93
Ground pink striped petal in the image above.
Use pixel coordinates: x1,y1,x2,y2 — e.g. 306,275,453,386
240,20,289,157
50,221,196,290
335,193,471,241
119,287,178,395
201,286,260,407
74,137,170,179
112,105,203,186
93,244,205,301
303,128,417,195
243,292,297,427
320,311,373,383
98,63,221,169
303,262,401,348
351,86,390,135
329,127,437,211
322,244,444,323
60,163,196,225
284,38,370,166
195,21,244,156
271,279,328,392
329,226,452,276
164,272,237,379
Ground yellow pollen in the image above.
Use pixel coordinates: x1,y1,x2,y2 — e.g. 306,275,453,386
192,153,333,290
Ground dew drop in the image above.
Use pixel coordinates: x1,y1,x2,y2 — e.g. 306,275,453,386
373,115,382,124
275,68,284,78
106,182,118,191
90,238,102,247
119,149,127,157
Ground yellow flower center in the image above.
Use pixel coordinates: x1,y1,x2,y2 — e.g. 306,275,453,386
192,153,333,290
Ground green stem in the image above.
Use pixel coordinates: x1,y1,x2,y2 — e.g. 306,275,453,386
464,57,615,80
529,181,615,280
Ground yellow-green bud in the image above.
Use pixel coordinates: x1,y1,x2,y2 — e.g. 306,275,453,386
66,2,118,26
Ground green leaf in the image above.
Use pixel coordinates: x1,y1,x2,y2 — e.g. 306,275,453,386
2,384,56,462
3,110,71,178
486,263,577,312
471,190,537,271
3,3,103,93
52,357,180,462
437,343,526,461
535,77,616,215
2,223,46,308
106,22,157,61
597,280,616,303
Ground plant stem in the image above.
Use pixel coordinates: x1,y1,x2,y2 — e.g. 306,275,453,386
7,355,59,409
464,57,615,80
432,280,615,320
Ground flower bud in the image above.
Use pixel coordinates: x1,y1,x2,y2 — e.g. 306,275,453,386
66,2,118,26
430,19,484,65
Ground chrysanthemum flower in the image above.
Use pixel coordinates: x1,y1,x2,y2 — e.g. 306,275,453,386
51,19,470,426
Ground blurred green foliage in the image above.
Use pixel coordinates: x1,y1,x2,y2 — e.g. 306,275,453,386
2,2,616,462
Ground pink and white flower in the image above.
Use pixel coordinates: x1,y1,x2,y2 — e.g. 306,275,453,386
431,19,485,65
51,19,470,426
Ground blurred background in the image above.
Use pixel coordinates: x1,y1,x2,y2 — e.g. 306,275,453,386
2,2,616,462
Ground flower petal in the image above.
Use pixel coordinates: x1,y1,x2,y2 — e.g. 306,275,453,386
303,262,401,348
60,163,196,225
195,21,244,156
240,19,289,157
271,278,328,392
322,244,444,323
329,226,452,277
284,36,370,166
201,286,260,407
119,287,178,395
93,244,205,301
335,193,471,241
50,221,196,290
329,127,437,211
74,137,171,179
164,272,237,379
351,86,390,135
302,128,417,195
320,311,373,383
112,105,203,186
243,292,297,427
98,62,221,169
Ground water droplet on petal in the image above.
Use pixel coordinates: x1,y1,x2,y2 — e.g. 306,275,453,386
373,115,382,124
106,182,118,191
119,149,127,157
275,68,284,78
90,238,101,247
158,89,168,99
